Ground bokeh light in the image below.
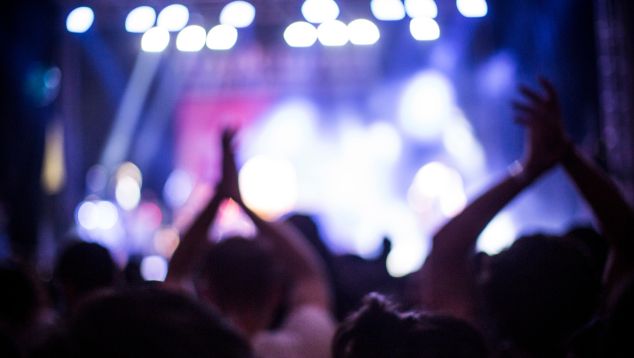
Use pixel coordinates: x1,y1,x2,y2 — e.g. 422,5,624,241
220,1,256,28
66,7,94,33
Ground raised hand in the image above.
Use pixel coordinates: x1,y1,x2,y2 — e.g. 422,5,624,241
513,78,572,175
218,128,242,204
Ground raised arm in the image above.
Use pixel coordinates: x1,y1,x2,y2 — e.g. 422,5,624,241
221,134,331,311
430,79,566,260
165,132,234,285
411,80,568,321
519,81,634,301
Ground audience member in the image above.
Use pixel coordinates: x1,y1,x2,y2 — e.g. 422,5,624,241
333,292,487,358
167,130,335,358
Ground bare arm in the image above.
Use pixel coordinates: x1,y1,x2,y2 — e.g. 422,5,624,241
221,134,331,310
165,189,223,284
413,80,566,321
511,79,634,306
166,132,235,285
431,80,564,261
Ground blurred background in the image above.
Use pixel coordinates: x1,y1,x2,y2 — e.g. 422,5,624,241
0,0,632,280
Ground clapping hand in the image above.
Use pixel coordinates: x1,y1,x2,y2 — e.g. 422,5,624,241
217,129,243,204
513,78,572,175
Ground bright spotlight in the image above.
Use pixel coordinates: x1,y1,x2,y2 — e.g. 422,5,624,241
301,0,340,24
398,70,455,141
125,6,156,33
96,201,119,230
239,155,298,219
370,0,406,21
66,7,94,33
115,177,141,211
76,201,98,230
140,255,168,281
176,25,207,52
405,0,438,18
457,0,488,18
477,213,516,254
407,162,467,217
409,17,440,41
386,239,426,277
317,20,349,47
141,27,171,52
206,24,238,50
220,1,256,28
283,21,318,48
157,4,189,31
116,161,142,185
348,19,380,45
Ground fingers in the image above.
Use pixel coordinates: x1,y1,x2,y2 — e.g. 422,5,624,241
512,101,540,116
221,128,237,149
538,77,559,105
518,85,546,105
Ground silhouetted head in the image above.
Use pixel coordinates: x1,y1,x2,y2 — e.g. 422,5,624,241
197,236,285,335
55,241,117,308
333,293,487,358
69,287,251,357
0,261,39,333
481,234,600,356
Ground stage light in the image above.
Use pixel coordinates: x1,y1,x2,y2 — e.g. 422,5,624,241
348,19,380,45
116,161,142,185
405,0,438,18
77,201,98,230
125,6,156,33
477,213,516,254
141,255,168,281
176,25,207,52
239,155,298,219
370,0,406,21
115,177,141,211
96,201,119,230
409,17,440,41
283,21,318,47
157,4,189,31
457,0,488,18
206,24,238,50
76,200,119,231
398,70,454,141
317,20,349,47
301,0,340,24
407,162,467,217
163,169,193,208
386,235,426,277
220,1,256,28
141,27,170,52
66,6,94,33
385,204,428,277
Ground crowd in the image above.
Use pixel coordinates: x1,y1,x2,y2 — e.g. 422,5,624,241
0,80,632,357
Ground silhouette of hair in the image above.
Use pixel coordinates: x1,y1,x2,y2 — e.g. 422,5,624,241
482,234,600,356
55,241,116,295
198,236,284,313
333,293,487,358
0,261,39,331
564,225,608,275
69,287,252,358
